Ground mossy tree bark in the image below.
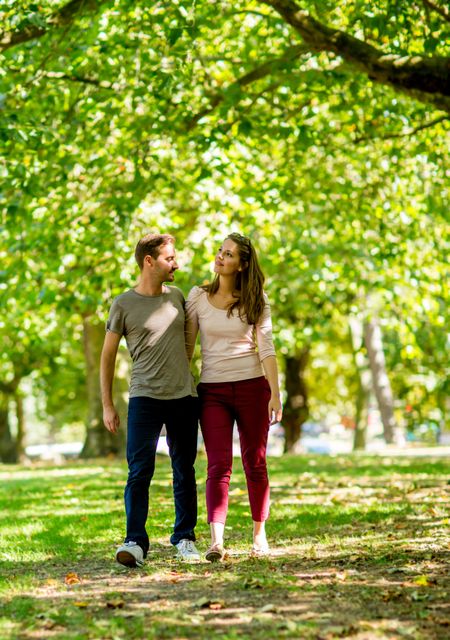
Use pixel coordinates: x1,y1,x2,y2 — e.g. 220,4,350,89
81,316,126,458
349,318,371,451
0,391,17,463
283,347,310,453
363,316,404,445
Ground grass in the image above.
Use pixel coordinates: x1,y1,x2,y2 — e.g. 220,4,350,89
0,453,449,639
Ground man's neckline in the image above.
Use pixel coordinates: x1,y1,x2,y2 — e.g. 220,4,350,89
132,285,169,298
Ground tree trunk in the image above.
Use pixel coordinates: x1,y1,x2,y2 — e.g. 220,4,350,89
0,392,18,463
81,316,125,457
14,392,25,461
363,317,404,445
437,389,450,445
353,381,368,450
349,317,371,450
283,347,310,453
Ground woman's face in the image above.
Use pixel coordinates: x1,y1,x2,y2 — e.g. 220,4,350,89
214,238,242,276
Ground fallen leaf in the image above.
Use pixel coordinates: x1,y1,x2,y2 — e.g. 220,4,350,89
106,599,124,609
279,620,297,632
168,570,183,583
194,597,224,609
42,620,57,630
44,578,59,587
414,575,432,587
386,567,408,574
74,601,89,608
64,572,81,585
243,577,264,589
326,625,346,635
336,571,348,582
259,603,277,613
194,597,210,608
409,590,430,602
382,590,403,602
428,616,450,626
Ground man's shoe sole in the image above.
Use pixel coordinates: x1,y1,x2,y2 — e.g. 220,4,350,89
116,550,143,568
177,553,201,562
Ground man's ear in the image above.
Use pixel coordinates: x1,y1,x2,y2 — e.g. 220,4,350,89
144,254,154,267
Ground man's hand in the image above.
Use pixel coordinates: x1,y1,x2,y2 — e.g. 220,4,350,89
103,405,120,434
100,331,121,434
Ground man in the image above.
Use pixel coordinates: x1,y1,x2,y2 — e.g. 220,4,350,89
100,233,200,567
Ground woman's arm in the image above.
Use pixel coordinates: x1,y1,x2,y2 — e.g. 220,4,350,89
261,355,283,425
255,298,282,424
185,287,200,361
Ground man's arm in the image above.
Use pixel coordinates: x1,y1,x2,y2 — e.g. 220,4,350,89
100,330,122,434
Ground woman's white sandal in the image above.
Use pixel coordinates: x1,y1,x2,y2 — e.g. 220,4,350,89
250,543,270,557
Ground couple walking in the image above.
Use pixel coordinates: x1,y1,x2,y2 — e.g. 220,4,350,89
100,232,282,566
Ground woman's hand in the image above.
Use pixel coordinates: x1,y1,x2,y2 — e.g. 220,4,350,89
268,394,283,425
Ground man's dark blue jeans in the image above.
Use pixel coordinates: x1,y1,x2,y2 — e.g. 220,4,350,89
124,395,198,556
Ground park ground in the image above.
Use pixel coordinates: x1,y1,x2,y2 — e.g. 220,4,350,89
0,453,449,640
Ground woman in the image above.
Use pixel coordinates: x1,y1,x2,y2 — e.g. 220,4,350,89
185,232,282,561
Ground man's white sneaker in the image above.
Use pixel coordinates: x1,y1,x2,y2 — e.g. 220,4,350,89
175,539,201,561
115,541,144,568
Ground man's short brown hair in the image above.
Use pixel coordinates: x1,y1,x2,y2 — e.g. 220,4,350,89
135,233,175,270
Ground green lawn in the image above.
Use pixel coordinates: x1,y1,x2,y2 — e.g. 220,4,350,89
0,453,449,639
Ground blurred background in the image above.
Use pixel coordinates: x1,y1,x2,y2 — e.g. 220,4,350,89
2,1,448,463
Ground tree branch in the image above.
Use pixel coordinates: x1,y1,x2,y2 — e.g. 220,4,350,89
0,0,100,53
353,115,449,144
40,70,122,90
421,0,450,24
186,44,311,130
6,66,119,89
261,0,450,113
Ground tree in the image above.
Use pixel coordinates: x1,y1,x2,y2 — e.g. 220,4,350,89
364,314,402,444
349,316,371,450
262,0,450,113
2,0,448,456
3,1,449,112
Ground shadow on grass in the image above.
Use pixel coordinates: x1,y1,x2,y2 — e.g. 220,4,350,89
1,544,449,640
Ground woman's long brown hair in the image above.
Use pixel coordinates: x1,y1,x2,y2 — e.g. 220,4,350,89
202,233,266,325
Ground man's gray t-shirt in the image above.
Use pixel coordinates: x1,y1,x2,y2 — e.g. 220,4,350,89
106,286,196,400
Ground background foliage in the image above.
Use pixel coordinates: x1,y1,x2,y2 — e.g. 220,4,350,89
1,0,448,456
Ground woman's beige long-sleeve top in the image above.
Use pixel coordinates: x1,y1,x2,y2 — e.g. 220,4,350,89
185,286,276,383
